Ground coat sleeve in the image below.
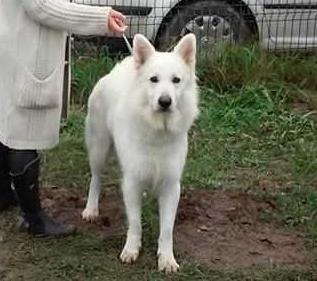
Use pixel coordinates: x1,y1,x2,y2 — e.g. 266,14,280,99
20,0,112,36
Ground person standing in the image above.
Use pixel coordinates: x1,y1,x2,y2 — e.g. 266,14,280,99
0,0,126,237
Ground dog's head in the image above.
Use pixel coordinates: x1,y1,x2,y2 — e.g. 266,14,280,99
132,33,197,116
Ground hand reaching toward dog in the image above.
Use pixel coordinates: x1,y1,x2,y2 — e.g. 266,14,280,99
108,9,127,35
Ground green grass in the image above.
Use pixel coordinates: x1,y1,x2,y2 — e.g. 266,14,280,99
185,84,317,188
71,55,117,105
1,46,317,280
198,45,317,94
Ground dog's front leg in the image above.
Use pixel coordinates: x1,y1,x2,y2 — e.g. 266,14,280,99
82,174,101,221
120,176,142,264
157,181,180,273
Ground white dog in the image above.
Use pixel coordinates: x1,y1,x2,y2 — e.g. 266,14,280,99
82,33,199,273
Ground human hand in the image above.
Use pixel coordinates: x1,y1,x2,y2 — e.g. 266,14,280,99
108,9,127,35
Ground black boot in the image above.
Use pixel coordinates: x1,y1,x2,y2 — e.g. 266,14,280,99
0,142,17,211
9,150,76,237
0,176,17,211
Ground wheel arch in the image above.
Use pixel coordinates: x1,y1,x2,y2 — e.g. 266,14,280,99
154,0,259,46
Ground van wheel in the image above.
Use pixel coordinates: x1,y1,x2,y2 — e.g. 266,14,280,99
156,0,254,51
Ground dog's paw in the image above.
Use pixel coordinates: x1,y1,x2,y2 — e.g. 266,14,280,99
120,248,140,264
158,255,179,273
82,207,99,221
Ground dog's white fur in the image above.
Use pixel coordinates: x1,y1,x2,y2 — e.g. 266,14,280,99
82,34,199,273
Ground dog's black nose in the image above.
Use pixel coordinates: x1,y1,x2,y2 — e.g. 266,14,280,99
158,95,172,110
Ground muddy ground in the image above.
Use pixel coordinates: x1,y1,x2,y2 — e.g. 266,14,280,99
39,187,312,269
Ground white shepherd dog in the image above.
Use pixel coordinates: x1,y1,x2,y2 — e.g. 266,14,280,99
82,33,199,273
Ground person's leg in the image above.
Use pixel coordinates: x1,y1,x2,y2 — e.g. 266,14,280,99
8,149,76,237
0,142,17,211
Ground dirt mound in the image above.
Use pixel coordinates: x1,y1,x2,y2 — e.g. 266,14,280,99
175,190,311,268
41,187,312,269
42,187,125,236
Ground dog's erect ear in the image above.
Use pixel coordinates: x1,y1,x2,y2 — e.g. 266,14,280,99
133,34,155,68
174,33,196,70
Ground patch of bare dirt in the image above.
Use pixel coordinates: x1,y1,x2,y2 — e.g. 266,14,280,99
41,187,125,236
40,187,312,269
175,190,312,268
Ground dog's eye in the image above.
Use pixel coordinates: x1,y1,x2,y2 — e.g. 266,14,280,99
172,77,181,84
150,76,159,83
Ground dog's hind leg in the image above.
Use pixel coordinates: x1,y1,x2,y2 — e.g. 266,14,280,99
157,181,181,273
82,111,111,221
120,176,142,264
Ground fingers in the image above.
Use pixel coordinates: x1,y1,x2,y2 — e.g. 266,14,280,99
108,9,128,34
109,17,127,33
114,17,126,29
110,9,126,21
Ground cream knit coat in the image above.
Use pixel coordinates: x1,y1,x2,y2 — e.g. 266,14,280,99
0,0,111,149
